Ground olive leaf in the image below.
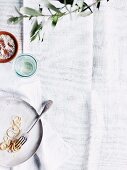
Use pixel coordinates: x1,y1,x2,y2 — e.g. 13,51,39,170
31,32,39,41
42,0,61,13
30,26,42,41
30,19,42,41
30,19,38,37
97,2,100,9
52,15,59,26
51,13,64,26
7,16,23,24
20,7,42,17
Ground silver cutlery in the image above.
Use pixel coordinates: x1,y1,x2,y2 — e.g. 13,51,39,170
15,100,53,149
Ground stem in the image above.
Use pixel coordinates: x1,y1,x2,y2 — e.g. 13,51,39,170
21,0,102,20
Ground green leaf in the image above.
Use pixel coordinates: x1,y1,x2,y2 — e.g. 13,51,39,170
20,7,42,17
41,0,61,13
52,15,59,26
97,2,100,9
30,19,42,41
30,26,42,41
30,19,38,37
48,3,61,13
7,16,23,24
51,13,64,26
30,34,37,41
30,32,38,41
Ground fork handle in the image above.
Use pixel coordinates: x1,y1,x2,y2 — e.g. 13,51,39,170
26,100,53,134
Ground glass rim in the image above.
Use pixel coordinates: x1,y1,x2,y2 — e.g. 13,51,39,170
14,53,37,77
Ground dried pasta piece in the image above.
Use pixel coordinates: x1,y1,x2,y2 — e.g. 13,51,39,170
0,116,22,152
8,139,22,152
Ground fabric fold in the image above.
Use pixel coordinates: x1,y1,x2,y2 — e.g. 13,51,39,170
88,1,127,170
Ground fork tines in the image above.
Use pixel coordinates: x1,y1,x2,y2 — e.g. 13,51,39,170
15,136,27,148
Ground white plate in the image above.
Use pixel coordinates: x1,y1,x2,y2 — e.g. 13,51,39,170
0,96,43,167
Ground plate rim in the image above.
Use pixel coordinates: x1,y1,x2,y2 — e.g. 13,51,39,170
0,95,43,167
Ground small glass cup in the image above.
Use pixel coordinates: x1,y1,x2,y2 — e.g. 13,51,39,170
14,54,37,77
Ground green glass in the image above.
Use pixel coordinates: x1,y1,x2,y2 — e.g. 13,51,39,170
14,54,37,77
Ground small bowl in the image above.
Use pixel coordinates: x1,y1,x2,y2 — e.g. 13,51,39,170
14,54,37,77
0,31,18,63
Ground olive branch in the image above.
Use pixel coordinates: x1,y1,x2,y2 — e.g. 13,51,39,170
8,0,109,42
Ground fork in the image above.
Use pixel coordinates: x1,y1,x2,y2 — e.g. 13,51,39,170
14,100,53,149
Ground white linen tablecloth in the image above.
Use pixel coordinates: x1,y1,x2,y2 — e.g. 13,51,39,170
1,0,127,170
88,1,127,170
0,0,92,170
23,0,93,170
